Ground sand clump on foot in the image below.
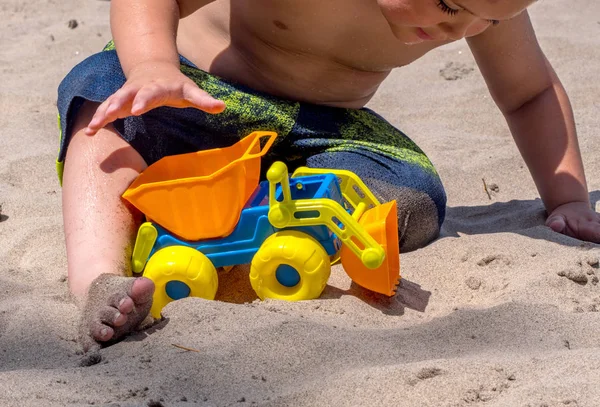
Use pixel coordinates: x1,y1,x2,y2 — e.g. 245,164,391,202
79,274,155,353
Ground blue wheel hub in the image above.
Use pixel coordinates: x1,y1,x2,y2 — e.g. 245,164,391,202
275,264,301,287
165,280,191,300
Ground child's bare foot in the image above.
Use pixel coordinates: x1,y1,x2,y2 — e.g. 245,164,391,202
79,274,155,352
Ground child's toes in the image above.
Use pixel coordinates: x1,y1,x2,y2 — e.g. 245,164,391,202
112,311,127,327
116,297,134,315
90,320,115,342
94,304,126,331
128,277,155,305
79,274,156,353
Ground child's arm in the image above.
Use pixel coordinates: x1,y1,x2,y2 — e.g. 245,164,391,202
467,11,600,242
85,0,225,136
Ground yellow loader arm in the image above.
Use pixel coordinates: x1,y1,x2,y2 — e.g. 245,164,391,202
266,162,385,269
292,166,380,218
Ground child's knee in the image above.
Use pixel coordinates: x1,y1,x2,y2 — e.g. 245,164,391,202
390,186,441,252
359,179,441,251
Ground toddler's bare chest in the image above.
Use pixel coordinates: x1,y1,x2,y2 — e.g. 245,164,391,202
228,0,434,72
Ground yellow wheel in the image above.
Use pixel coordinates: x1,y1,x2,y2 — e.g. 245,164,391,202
250,231,331,301
143,246,218,319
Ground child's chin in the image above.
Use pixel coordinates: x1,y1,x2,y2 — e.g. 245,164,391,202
402,39,424,45
389,27,423,45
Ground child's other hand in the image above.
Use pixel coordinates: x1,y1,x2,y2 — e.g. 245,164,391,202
545,201,600,243
85,61,226,135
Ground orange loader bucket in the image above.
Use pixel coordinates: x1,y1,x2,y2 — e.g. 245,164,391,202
122,131,277,241
340,201,400,296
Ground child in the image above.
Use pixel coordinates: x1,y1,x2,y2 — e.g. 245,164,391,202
57,0,600,352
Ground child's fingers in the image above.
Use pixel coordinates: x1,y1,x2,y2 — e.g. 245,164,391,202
581,225,600,243
85,86,139,135
130,84,167,116
182,83,226,113
547,211,600,243
98,86,138,123
84,99,112,135
545,214,566,234
130,82,226,116
578,216,600,243
85,79,225,136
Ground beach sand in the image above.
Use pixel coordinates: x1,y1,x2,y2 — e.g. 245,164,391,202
0,0,599,406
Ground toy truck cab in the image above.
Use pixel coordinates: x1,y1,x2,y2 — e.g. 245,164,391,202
123,132,400,318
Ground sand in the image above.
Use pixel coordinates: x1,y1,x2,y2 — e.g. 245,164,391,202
0,0,599,406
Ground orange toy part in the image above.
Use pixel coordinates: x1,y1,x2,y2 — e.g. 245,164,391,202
122,131,278,241
340,200,400,296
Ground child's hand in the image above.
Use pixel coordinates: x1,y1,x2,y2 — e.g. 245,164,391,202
85,61,226,135
545,201,600,243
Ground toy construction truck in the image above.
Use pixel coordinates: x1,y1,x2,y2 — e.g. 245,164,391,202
122,131,400,318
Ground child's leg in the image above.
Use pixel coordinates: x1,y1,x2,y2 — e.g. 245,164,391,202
62,101,155,352
305,150,445,252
